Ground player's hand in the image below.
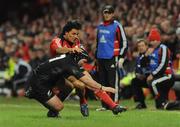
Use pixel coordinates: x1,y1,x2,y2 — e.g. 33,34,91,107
118,58,124,68
102,86,117,93
71,47,83,53
145,48,154,56
78,59,87,66
147,74,153,84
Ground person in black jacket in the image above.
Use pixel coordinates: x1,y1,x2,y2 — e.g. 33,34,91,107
132,39,152,109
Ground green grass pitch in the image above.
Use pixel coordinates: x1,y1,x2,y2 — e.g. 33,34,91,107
0,97,180,127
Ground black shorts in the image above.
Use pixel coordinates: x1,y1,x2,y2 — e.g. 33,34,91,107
25,73,55,104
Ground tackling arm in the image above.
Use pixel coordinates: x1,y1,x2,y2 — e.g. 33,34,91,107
67,75,116,93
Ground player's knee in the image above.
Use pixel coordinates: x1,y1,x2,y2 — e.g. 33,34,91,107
54,103,64,111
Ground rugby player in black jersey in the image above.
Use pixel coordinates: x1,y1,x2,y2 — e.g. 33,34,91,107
25,54,127,117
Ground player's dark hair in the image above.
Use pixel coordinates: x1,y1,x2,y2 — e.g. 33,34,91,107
60,20,82,38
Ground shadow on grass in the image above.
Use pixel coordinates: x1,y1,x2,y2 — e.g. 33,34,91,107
62,115,89,120
19,114,89,120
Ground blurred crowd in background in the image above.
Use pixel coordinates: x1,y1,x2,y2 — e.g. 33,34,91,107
0,0,180,99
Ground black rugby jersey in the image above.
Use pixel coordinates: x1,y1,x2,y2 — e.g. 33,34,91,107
31,54,84,87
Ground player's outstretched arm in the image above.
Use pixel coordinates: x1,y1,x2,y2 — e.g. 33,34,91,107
101,86,116,93
67,76,85,90
67,75,116,93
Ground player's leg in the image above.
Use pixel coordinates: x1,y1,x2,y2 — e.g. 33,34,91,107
62,78,89,117
94,89,127,114
25,84,64,117
38,92,64,118
47,78,74,117
75,88,89,117
46,95,64,113
37,95,64,118
67,75,89,116
68,75,127,115
51,77,89,117
25,72,64,117
67,65,127,115
56,78,74,101
78,71,92,117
